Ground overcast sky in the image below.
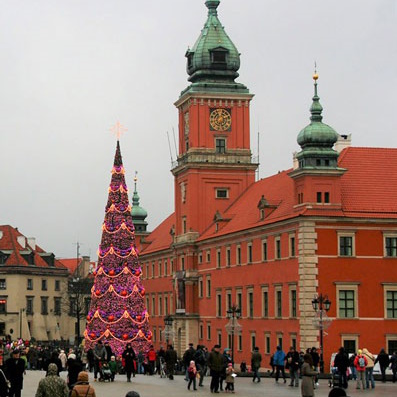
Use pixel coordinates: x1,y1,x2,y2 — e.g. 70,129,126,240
1,0,396,259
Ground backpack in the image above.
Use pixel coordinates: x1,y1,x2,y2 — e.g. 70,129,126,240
358,356,366,368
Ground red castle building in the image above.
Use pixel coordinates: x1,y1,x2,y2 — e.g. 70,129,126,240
132,0,397,369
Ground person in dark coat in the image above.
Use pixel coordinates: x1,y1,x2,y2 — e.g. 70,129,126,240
5,349,26,397
67,353,82,390
251,347,262,383
286,346,300,387
45,351,63,375
374,348,390,382
0,366,9,397
122,343,137,382
104,342,113,363
165,344,178,380
183,343,196,381
86,348,95,372
334,346,350,389
208,345,223,393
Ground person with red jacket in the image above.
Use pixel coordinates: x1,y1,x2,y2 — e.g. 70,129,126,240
146,346,156,375
354,349,368,390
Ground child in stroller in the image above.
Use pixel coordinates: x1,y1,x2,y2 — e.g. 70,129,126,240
101,361,113,382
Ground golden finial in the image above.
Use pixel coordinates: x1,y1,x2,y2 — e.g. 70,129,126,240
110,121,127,140
134,171,138,183
313,61,319,81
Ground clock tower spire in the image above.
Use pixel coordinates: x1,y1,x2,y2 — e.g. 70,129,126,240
172,0,258,238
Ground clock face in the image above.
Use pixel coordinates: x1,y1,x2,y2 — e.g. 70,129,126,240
210,108,232,131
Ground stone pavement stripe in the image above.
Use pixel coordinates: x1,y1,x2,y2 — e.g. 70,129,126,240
19,370,396,397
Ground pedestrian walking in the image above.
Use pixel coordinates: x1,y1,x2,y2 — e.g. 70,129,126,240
286,346,300,387
354,349,367,390
187,360,198,391
301,353,318,397
58,350,67,371
67,353,82,390
208,344,223,393
4,349,26,397
147,345,157,375
333,347,349,389
193,345,207,386
165,344,178,380
93,341,106,381
0,366,10,397
251,347,262,383
374,348,390,383
362,348,375,389
183,343,196,381
35,363,69,397
69,371,96,397
225,363,236,393
273,346,286,383
109,356,118,381
122,343,137,382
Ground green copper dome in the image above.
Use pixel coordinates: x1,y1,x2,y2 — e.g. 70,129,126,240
130,175,148,232
296,74,339,169
182,0,248,95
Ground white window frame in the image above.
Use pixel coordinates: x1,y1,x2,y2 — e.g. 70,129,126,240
337,231,356,257
383,283,397,319
336,283,359,319
383,232,397,258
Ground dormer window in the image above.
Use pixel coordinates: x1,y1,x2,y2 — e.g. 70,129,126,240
210,47,228,68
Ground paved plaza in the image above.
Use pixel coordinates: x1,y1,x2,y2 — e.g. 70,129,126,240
18,370,396,397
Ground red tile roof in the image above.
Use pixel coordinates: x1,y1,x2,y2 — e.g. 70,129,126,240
57,258,83,273
140,147,397,248
0,225,67,270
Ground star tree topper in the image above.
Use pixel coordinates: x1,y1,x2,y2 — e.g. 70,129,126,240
110,121,127,139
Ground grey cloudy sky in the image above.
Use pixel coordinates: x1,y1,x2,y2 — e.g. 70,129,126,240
1,0,396,259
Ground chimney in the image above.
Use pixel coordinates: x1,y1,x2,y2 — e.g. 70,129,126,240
27,237,36,250
17,236,26,248
335,134,352,153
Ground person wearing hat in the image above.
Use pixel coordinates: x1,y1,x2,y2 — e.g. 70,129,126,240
208,345,223,393
69,371,96,397
35,363,69,397
4,349,25,397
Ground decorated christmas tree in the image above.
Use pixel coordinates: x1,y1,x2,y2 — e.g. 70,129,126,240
84,139,152,356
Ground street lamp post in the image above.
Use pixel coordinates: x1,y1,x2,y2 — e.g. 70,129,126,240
163,315,174,346
225,305,242,364
312,294,332,373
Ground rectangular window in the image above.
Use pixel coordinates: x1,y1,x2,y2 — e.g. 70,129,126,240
27,279,33,290
41,279,47,291
324,192,330,203
26,297,34,315
152,262,155,278
237,291,242,315
251,334,256,351
199,252,203,264
199,278,203,298
145,263,149,279
290,236,296,257
238,334,242,351
278,336,283,350
206,250,211,262
226,292,232,311
159,296,163,316
0,279,6,290
158,261,162,277
226,247,231,267
276,290,282,318
54,297,61,315
275,238,281,259
207,324,211,340
55,280,60,291
215,138,226,154
265,335,271,354
152,296,156,316
164,296,168,315
236,246,241,265
387,290,397,318
386,237,397,257
206,278,211,298
164,260,168,276
217,249,221,268
339,290,355,318
248,291,254,317
217,293,222,317
218,331,222,346
41,297,48,315
388,339,397,355
181,257,185,271
317,192,322,203
263,290,268,317
247,244,253,263
182,217,187,234
216,188,229,198
199,324,203,339
343,339,356,354
262,240,268,261
339,236,353,256
291,336,297,350
290,289,297,318
0,297,6,314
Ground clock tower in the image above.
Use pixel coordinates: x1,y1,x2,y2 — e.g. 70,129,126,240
172,0,258,238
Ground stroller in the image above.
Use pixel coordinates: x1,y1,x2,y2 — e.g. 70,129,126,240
159,357,167,378
328,367,340,388
100,362,113,382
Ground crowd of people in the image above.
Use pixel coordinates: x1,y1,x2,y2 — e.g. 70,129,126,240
1,336,397,397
